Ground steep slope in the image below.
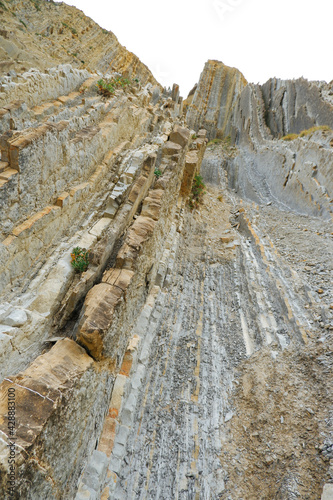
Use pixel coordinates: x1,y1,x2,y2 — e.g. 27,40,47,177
93,146,332,500
0,6,333,500
186,60,247,139
0,0,159,86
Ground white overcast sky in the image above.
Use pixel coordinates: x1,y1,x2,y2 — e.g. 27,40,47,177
65,0,333,97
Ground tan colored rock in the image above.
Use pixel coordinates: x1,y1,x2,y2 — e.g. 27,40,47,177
0,339,93,491
163,141,182,156
116,216,156,269
180,151,199,197
141,189,164,220
169,124,190,148
77,269,134,360
186,60,247,139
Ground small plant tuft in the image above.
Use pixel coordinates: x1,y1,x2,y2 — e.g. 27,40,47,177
154,168,162,178
70,247,89,273
189,175,206,210
207,138,222,146
97,77,131,97
282,125,331,141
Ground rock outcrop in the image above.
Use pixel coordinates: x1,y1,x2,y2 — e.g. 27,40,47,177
261,77,333,137
0,3,332,500
188,59,333,221
0,9,207,492
186,59,247,139
0,0,159,86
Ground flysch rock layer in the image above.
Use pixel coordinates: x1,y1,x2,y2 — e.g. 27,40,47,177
0,339,115,500
0,2,332,499
0,0,159,92
0,15,206,490
185,59,247,140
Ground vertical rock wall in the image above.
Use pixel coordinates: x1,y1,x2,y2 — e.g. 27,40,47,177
186,60,247,139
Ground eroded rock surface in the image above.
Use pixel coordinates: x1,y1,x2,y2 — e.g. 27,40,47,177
0,5,332,500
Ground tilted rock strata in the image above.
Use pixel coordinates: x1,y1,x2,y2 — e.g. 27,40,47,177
0,339,115,500
186,59,247,139
261,77,333,137
0,81,207,495
0,0,159,87
189,60,333,220
76,128,207,361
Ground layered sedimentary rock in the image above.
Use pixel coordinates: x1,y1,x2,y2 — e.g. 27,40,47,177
0,0,159,86
186,59,247,139
189,60,333,221
0,24,206,492
0,2,332,498
261,77,333,137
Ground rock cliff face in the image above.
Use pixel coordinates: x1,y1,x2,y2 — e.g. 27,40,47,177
188,64,333,220
261,77,333,137
0,0,159,86
0,3,332,500
186,60,247,139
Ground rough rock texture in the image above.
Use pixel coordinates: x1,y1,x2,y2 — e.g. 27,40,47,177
186,60,247,139
0,6,333,500
261,77,333,137
93,148,332,500
0,0,159,88
0,339,114,500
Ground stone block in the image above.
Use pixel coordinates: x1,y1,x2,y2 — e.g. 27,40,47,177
116,216,156,269
163,141,182,155
0,339,94,495
77,270,134,360
141,189,164,220
70,182,90,201
89,218,111,238
180,151,199,196
169,124,190,148
0,167,18,180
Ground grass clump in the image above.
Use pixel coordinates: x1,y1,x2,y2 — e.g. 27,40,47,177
154,168,162,178
282,125,331,141
207,138,222,146
70,247,89,273
282,133,299,141
189,175,206,210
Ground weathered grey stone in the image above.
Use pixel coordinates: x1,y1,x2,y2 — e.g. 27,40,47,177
322,484,333,500
2,308,27,327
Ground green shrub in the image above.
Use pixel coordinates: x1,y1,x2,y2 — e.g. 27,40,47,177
97,77,131,97
189,175,206,210
154,168,162,178
70,247,89,273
